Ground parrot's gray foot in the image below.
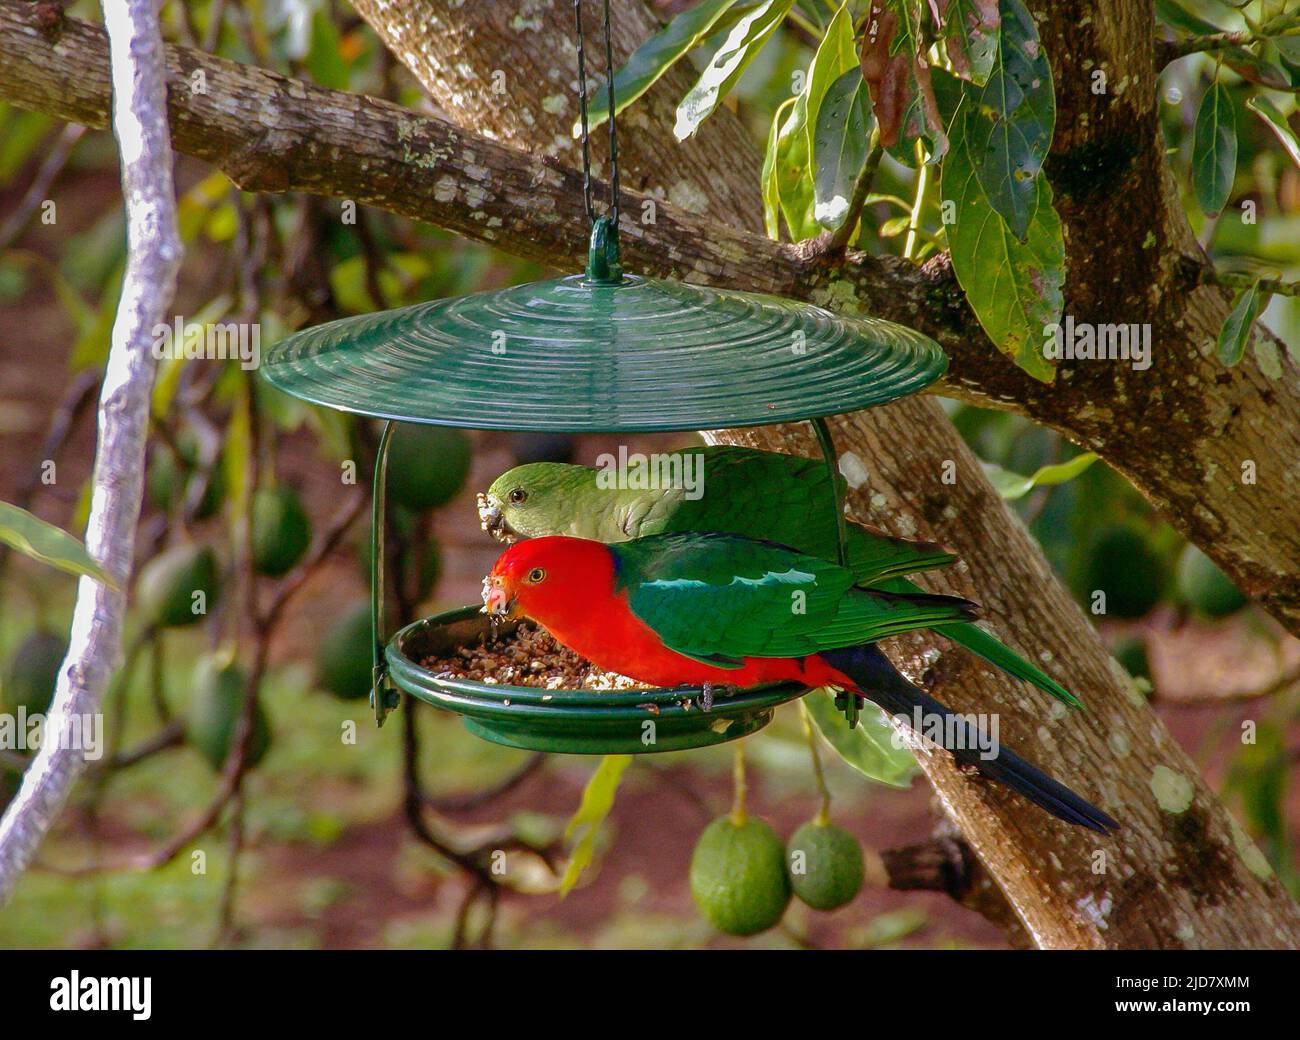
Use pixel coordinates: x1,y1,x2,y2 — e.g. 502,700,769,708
697,683,739,711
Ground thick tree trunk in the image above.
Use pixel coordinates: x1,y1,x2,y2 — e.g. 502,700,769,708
346,0,1300,947
0,0,1295,944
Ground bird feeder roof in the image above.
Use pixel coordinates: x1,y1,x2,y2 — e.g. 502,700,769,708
260,270,945,433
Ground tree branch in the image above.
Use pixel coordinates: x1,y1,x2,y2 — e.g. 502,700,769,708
0,0,181,904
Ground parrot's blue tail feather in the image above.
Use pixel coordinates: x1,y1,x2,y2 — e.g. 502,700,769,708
820,644,1119,835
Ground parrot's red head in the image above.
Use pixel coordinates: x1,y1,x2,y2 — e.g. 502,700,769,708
483,536,612,623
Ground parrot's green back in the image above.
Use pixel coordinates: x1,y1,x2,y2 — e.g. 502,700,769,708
488,446,955,585
609,533,978,666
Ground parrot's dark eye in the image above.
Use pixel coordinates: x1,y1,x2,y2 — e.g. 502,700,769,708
509,488,527,504
527,567,546,584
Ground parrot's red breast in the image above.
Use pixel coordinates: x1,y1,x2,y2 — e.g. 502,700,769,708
486,536,848,689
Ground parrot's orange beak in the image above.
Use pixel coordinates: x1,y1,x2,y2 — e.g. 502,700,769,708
482,571,518,619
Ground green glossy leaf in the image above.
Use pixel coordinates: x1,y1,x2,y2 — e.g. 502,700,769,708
938,0,1001,85
674,0,794,141
982,451,1098,500
0,501,116,587
1222,47,1292,90
944,102,1064,382
805,688,916,789
814,67,873,229
1247,96,1300,169
772,103,819,240
559,754,632,895
769,3,857,240
761,96,797,239
305,10,349,91
581,0,742,133
879,214,912,236
1216,279,1263,366
1192,82,1237,216
962,0,1054,242
1154,0,1226,36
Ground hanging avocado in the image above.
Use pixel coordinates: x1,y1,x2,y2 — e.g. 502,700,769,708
147,435,225,520
689,815,791,936
386,425,472,512
4,630,68,716
137,544,221,628
251,485,312,577
186,655,270,771
1176,544,1248,618
316,602,375,700
785,820,865,911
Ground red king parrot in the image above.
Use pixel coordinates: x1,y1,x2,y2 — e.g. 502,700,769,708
484,532,1119,834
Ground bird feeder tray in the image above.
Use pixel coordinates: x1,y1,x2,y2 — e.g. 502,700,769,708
260,217,947,748
387,606,809,754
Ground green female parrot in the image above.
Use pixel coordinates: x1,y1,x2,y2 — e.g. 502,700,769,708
478,445,1081,708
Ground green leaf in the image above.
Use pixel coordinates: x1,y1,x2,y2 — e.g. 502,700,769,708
558,754,632,895
981,451,1098,500
814,67,873,229
770,2,857,240
674,0,795,141
1192,81,1237,216
805,688,916,789
761,96,798,239
943,102,1064,382
1154,0,1226,37
772,103,819,240
938,0,1001,86
0,501,116,588
225,384,253,531
962,0,1054,242
1222,47,1292,90
581,0,743,133
1216,279,1264,366
1247,96,1300,170
305,10,349,91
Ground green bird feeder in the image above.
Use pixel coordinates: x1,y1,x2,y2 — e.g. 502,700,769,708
259,0,947,755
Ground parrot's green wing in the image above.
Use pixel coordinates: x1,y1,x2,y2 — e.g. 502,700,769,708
647,447,957,584
611,533,978,666
875,576,1082,707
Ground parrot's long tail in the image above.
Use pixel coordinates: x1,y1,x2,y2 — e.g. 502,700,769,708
819,644,1119,834
874,577,1081,708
